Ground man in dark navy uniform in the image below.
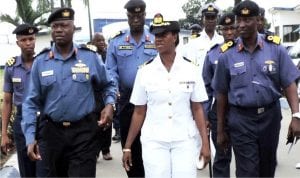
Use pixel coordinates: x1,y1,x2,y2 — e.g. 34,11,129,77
1,24,49,177
106,0,157,177
22,7,117,177
213,0,300,177
202,12,237,177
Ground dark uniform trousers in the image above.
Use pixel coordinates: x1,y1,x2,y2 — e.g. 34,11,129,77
14,107,49,178
208,102,232,178
42,113,98,177
228,101,281,177
119,103,145,177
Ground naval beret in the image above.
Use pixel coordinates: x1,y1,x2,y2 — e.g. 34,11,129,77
189,24,202,31
259,7,265,17
201,3,219,16
233,0,259,17
12,24,39,35
124,0,146,13
218,12,235,26
150,13,180,35
47,7,74,24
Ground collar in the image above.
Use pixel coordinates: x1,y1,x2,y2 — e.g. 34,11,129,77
47,43,77,60
236,34,264,52
14,56,22,67
124,28,153,43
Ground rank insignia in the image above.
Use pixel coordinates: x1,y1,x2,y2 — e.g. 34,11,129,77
6,57,16,66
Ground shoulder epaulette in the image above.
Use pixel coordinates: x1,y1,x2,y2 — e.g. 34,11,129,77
111,30,124,39
221,40,235,53
138,58,154,69
80,44,97,52
265,35,281,45
6,56,17,67
209,44,219,51
183,56,199,66
35,47,51,57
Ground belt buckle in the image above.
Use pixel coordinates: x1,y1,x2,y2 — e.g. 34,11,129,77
257,107,265,114
62,121,71,127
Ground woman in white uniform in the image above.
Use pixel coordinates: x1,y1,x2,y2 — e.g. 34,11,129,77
122,13,210,178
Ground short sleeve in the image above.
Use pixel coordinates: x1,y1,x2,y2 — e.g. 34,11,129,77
130,68,147,105
191,66,208,102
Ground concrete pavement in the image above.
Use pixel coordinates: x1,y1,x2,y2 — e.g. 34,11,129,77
96,107,300,178
2,103,299,177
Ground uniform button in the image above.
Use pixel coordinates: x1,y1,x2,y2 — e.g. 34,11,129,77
168,78,171,81
168,102,172,106
256,91,259,93
168,116,172,119
168,90,171,94
253,74,256,77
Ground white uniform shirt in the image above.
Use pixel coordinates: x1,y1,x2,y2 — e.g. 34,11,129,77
182,30,223,73
130,53,208,142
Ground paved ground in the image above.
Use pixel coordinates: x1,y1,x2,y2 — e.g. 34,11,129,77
96,106,300,178
2,100,300,177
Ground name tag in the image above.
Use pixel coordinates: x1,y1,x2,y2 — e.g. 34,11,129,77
12,77,21,83
41,70,54,77
234,62,244,68
118,45,133,50
71,67,89,74
144,44,156,49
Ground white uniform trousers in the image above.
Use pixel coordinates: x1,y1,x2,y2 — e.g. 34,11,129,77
141,137,198,178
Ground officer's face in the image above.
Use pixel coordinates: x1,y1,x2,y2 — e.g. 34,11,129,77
92,34,106,52
154,31,177,54
50,20,75,46
127,12,145,33
236,16,257,39
219,24,237,41
16,34,36,56
203,14,217,32
257,16,265,33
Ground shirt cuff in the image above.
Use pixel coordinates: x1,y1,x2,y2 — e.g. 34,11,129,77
25,133,35,146
104,95,116,105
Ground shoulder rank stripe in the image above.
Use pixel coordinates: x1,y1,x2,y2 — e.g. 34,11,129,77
80,44,97,52
111,30,124,39
138,58,154,69
221,40,235,53
6,56,16,66
266,35,281,45
183,56,199,66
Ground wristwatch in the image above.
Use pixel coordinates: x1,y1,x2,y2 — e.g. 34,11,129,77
292,112,300,120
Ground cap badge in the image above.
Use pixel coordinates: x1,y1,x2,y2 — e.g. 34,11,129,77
225,17,231,24
241,8,250,15
154,16,163,24
207,6,214,12
28,28,34,34
134,7,141,12
62,10,70,17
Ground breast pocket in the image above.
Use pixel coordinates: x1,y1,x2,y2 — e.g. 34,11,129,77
116,50,133,58
144,49,157,57
41,75,56,86
178,83,194,93
230,66,248,89
72,73,89,83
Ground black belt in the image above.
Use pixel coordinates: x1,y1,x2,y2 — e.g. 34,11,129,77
230,101,278,115
45,113,94,128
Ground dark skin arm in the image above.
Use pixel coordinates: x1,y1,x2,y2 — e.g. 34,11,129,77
122,105,147,171
1,92,13,154
216,92,230,151
191,102,211,166
284,82,300,137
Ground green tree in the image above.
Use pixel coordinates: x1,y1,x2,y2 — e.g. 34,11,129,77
0,0,51,26
181,0,216,28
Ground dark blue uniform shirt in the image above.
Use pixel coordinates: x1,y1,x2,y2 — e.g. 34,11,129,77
212,34,300,107
22,43,117,145
3,56,31,107
106,28,157,109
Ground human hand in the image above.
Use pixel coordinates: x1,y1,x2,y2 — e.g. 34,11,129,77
122,149,132,171
217,130,230,153
98,104,114,128
1,134,12,155
27,142,42,161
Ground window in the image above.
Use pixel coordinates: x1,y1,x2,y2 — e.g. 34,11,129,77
283,24,300,43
